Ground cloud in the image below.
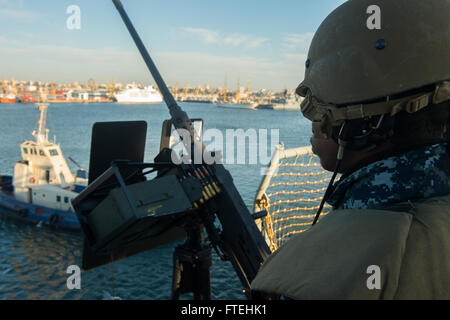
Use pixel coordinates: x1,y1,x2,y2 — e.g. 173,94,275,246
182,27,269,49
183,28,219,44
223,33,247,47
0,8,40,20
282,32,315,52
247,37,269,49
223,33,268,48
282,53,308,62
0,42,305,90
155,50,305,90
0,42,143,84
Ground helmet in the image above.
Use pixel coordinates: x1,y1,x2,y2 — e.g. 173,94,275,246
297,0,450,147
297,0,450,104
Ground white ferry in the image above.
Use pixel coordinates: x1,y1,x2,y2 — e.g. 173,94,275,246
114,84,163,104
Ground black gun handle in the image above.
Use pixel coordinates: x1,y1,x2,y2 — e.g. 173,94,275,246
210,164,272,294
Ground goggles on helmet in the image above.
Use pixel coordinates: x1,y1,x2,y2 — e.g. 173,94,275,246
297,81,450,139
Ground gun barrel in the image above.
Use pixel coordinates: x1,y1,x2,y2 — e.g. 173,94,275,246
112,0,174,107
110,1,272,298
112,0,193,134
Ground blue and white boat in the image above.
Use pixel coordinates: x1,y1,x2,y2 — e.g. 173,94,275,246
0,103,87,231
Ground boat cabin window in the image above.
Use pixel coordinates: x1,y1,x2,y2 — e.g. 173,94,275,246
64,196,69,203
39,149,45,156
23,147,28,154
56,195,61,202
49,149,59,156
32,148,37,155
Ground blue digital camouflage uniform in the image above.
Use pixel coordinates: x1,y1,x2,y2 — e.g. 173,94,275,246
327,142,450,210
252,141,450,299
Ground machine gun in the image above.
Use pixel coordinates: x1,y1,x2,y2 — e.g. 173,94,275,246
72,0,272,300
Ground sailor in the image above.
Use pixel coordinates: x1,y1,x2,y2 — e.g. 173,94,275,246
251,0,450,299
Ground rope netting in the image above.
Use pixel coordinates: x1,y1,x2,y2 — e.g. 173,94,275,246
254,144,336,252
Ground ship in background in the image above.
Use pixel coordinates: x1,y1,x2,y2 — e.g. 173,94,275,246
0,103,87,231
216,102,257,110
17,95,39,104
114,83,163,104
255,90,302,111
0,78,18,103
255,97,302,111
216,76,257,109
0,93,17,103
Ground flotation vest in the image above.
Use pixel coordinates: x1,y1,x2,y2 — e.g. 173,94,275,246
251,194,450,299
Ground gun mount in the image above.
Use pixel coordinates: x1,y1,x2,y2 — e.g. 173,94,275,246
71,0,273,300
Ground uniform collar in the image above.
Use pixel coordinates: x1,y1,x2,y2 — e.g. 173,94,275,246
327,142,450,210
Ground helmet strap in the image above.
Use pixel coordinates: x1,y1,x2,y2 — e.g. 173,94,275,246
312,122,348,225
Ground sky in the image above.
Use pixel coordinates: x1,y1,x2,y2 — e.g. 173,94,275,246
0,0,347,91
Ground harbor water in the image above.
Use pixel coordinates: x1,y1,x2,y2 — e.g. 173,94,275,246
0,102,311,300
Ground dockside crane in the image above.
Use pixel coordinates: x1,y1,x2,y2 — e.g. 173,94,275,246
246,79,251,104
235,73,241,104
49,81,56,96
172,83,179,100
223,73,228,102
105,76,117,100
1,79,8,94
88,78,98,91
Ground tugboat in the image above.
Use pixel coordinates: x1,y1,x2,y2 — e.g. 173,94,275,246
0,103,87,231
